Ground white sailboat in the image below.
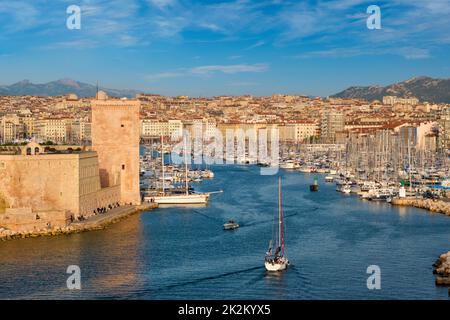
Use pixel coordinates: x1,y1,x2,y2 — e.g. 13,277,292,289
265,177,289,271
152,193,209,204
147,136,211,205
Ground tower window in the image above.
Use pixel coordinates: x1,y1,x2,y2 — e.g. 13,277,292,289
122,164,125,170
121,124,124,127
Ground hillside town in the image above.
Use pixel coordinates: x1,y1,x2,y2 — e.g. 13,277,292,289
0,93,447,150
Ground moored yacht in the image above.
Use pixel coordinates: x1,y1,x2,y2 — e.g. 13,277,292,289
146,136,215,205
280,160,296,170
150,193,210,204
342,185,351,194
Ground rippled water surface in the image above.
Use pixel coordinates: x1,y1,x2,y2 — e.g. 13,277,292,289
1,165,450,299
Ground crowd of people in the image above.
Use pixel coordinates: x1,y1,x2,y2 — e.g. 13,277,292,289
68,202,122,223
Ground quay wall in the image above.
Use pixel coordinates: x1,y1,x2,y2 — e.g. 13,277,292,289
0,208,71,233
79,185,121,217
0,203,158,241
391,198,450,216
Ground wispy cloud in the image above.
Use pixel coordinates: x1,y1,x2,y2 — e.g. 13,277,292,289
296,48,368,59
296,46,431,60
0,0,449,61
245,40,265,50
152,16,189,38
145,72,185,81
42,39,99,50
145,63,269,81
0,1,40,33
276,0,449,59
228,81,259,87
393,47,431,60
147,0,177,10
190,63,269,75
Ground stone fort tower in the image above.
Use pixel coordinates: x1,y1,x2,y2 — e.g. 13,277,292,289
91,91,141,205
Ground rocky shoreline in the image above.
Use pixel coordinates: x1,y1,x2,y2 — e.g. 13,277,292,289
0,203,158,241
391,198,450,216
433,251,450,296
391,198,450,295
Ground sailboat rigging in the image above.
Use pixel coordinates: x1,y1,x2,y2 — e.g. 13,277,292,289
264,177,289,271
146,135,214,205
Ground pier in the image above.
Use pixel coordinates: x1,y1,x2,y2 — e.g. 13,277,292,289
391,198,450,216
0,203,158,241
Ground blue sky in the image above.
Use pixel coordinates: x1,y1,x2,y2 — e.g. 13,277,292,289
0,0,449,96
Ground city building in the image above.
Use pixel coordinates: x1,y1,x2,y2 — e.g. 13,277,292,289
141,119,183,139
70,120,92,144
1,115,20,144
21,116,35,139
383,96,419,106
321,110,345,143
35,119,70,144
438,110,450,152
280,122,319,143
184,118,217,140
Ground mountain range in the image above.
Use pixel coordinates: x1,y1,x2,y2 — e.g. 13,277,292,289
0,76,449,103
0,79,139,98
332,76,450,103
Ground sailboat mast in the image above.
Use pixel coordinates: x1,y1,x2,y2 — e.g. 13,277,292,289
161,135,165,196
279,177,284,255
184,135,189,195
408,138,412,192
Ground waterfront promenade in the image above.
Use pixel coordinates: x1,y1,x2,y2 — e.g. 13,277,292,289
0,202,158,241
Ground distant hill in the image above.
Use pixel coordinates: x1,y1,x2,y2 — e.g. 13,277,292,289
332,76,450,103
0,79,140,98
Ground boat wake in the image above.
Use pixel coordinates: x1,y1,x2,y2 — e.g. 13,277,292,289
191,209,223,222
242,209,317,228
128,265,265,298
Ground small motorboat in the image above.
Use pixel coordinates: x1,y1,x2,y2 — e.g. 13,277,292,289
223,220,239,230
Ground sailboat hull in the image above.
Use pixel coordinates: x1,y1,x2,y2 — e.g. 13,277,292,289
148,194,209,204
264,259,289,271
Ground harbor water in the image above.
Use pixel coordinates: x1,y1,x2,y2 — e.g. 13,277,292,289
1,164,450,299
